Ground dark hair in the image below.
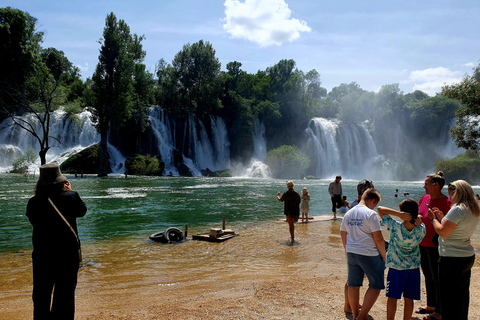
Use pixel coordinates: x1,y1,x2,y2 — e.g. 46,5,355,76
399,199,419,224
336,175,342,180
357,179,373,196
361,188,381,202
426,171,445,189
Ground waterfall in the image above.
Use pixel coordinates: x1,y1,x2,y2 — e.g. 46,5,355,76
253,119,267,162
239,119,271,178
108,143,127,174
0,109,100,172
148,107,230,176
302,118,380,179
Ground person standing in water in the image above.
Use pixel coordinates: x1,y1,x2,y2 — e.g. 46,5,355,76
277,181,301,243
26,163,87,320
300,187,310,223
328,175,342,219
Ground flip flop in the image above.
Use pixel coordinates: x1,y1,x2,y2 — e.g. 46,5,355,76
423,315,440,320
416,307,433,314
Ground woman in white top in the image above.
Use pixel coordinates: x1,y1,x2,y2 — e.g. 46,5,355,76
428,180,480,320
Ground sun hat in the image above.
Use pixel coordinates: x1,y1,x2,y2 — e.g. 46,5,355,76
37,163,67,185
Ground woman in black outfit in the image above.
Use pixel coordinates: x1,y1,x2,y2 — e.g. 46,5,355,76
26,163,87,320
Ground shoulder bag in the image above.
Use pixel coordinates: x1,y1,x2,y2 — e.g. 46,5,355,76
48,197,82,264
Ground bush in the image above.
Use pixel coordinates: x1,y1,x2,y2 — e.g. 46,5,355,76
125,154,164,176
265,145,310,179
10,148,37,174
435,150,480,184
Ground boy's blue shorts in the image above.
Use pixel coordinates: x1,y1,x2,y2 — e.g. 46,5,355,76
347,252,385,290
386,268,420,300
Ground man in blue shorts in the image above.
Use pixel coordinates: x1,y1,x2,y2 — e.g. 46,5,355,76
341,188,386,320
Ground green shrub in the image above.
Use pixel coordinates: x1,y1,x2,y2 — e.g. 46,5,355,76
265,145,310,179
125,154,163,176
435,150,480,184
10,148,37,174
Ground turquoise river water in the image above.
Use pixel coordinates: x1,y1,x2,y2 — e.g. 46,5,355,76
3,173,477,254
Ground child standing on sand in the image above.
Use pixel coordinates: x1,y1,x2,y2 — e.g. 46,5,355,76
300,187,310,222
377,199,426,320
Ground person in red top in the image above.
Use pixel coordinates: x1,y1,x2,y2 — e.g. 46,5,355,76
416,171,452,320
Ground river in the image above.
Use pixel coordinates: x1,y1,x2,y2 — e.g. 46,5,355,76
3,174,479,254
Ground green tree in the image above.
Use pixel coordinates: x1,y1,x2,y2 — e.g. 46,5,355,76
442,63,480,151
1,15,78,165
157,40,222,115
89,12,146,176
265,145,310,179
0,7,43,117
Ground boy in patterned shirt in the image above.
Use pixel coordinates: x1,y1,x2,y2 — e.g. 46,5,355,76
377,199,426,320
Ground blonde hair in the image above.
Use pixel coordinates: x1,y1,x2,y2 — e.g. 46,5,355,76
450,180,480,217
302,187,308,194
286,181,294,188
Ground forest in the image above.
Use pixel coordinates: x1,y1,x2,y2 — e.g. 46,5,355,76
1,7,480,180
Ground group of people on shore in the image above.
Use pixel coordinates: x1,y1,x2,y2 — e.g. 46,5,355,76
278,172,479,320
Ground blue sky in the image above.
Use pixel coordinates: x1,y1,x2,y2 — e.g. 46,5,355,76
2,0,480,95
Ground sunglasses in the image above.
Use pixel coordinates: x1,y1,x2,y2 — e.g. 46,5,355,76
448,183,456,193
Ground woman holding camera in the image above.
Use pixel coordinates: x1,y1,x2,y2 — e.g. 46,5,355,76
26,163,87,320
428,180,480,320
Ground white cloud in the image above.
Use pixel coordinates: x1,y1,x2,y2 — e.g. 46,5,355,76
223,0,311,47
465,62,475,67
408,67,462,96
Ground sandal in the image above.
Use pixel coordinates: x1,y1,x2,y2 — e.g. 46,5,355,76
416,307,434,314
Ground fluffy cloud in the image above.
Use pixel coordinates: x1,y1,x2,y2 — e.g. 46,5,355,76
408,67,462,96
223,0,311,47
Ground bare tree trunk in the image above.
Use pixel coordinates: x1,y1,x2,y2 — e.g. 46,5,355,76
39,149,47,165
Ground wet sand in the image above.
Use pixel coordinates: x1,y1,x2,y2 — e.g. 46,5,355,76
2,218,480,319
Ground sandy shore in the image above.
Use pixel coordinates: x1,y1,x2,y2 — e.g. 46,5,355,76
2,217,480,319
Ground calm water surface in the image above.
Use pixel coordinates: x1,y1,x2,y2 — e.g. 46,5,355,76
1,174,479,254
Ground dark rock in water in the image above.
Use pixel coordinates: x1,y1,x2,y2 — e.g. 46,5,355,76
177,163,193,177
202,168,214,176
209,169,232,177
61,144,111,175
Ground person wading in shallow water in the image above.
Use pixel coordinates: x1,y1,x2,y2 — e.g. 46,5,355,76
329,175,343,219
277,180,301,244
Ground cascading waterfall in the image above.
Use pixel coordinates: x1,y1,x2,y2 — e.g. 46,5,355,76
302,118,380,179
0,109,100,172
148,107,230,176
243,119,270,178
253,119,267,162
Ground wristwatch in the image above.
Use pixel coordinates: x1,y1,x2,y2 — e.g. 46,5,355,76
431,217,437,223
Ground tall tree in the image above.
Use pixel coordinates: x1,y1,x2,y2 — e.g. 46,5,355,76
0,7,43,117
157,40,222,115
442,63,480,151
0,9,78,165
89,12,146,176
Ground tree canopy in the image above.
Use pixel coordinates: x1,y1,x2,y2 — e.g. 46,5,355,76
442,63,480,151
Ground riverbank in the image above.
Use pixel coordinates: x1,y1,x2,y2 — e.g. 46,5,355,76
1,218,480,319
